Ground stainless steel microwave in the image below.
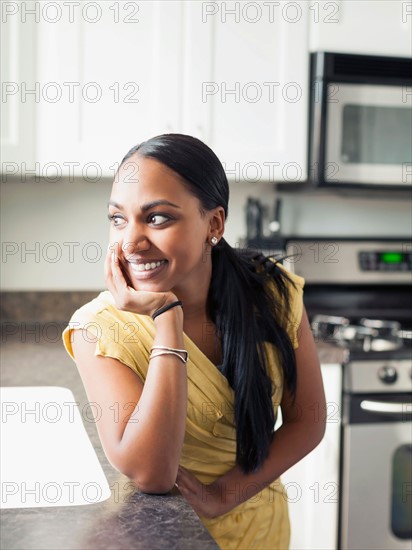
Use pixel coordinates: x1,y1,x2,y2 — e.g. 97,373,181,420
308,52,412,189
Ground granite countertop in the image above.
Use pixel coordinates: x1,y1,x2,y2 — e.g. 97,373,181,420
0,327,219,550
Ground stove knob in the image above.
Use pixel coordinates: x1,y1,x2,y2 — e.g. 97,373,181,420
378,366,398,384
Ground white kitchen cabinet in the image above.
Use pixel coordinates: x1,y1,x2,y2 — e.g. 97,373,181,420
2,1,311,181
4,2,410,182
277,363,342,550
35,1,183,178
0,11,36,175
309,0,412,57
182,1,310,182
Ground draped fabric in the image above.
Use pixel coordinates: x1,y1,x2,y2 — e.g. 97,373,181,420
62,264,305,549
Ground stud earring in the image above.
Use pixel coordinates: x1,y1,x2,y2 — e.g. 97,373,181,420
210,236,218,246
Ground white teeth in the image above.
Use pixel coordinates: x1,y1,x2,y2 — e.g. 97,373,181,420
134,260,165,272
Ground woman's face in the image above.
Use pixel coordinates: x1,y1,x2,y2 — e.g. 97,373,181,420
108,154,224,296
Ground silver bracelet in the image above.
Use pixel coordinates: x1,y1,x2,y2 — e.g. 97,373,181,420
150,345,188,363
150,351,187,364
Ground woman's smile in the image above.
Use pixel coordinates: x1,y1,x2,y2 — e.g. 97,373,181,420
127,259,169,280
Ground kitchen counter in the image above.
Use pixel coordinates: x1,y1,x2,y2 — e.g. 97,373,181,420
1,323,346,550
315,342,349,365
0,326,219,550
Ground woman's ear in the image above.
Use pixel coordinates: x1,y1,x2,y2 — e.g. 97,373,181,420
208,206,225,241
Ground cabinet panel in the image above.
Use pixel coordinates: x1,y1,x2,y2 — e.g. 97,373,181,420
309,0,412,57
182,1,309,182
1,14,36,174
279,363,342,550
181,2,214,144
35,1,183,177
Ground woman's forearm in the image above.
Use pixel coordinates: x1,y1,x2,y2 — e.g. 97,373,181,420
119,306,188,493
209,419,326,517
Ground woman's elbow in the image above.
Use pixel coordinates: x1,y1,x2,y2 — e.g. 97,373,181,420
296,413,327,454
309,415,327,450
132,474,176,495
111,448,177,494
128,464,177,495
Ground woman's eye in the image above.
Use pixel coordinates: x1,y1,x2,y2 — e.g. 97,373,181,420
107,214,125,226
148,213,171,225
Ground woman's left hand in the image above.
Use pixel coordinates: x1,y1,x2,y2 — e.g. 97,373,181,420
175,466,222,519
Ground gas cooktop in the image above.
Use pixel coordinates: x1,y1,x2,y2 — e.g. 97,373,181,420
311,315,412,362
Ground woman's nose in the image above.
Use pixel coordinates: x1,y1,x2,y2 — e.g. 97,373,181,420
122,237,150,256
121,230,150,256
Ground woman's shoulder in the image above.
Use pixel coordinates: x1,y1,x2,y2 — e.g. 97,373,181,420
65,289,148,333
62,291,119,358
267,258,305,290
245,250,304,290
265,259,305,349
262,258,305,307
69,290,117,321
62,291,150,376
236,250,305,306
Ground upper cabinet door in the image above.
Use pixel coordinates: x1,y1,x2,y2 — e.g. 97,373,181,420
1,12,36,174
35,1,183,177
181,1,310,183
309,0,412,57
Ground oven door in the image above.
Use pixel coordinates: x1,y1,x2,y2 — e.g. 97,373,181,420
325,83,412,186
340,393,412,549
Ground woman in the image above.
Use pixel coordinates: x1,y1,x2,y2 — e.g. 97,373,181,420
62,134,326,549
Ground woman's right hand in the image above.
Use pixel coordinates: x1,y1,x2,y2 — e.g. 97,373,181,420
104,247,178,317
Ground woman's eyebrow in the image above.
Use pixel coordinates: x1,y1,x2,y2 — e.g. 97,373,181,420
107,200,122,209
107,200,181,211
141,200,181,212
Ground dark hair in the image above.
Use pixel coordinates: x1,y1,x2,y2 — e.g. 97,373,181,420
119,134,298,474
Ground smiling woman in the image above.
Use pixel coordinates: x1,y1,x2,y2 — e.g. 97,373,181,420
62,133,326,550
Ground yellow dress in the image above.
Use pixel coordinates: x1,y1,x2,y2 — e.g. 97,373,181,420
62,264,305,550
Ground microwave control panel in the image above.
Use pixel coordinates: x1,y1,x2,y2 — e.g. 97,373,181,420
358,251,412,272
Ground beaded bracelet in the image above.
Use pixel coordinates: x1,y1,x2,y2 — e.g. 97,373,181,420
150,345,189,364
152,300,183,320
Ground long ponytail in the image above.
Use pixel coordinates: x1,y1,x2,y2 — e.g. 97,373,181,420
208,239,297,472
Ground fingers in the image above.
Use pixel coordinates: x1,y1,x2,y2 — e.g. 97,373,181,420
176,466,199,494
177,465,189,478
104,247,117,294
111,252,126,288
105,246,127,297
104,248,113,288
104,246,112,277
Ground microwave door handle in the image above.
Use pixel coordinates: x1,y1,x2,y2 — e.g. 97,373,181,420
360,400,411,415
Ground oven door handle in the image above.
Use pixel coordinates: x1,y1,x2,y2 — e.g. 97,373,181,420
360,400,411,415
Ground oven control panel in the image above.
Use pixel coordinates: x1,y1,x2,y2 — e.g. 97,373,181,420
359,250,412,272
344,359,412,393
283,240,412,283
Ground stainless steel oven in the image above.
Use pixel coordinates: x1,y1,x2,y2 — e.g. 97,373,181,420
309,52,412,189
284,237,412,550
340,358,411,549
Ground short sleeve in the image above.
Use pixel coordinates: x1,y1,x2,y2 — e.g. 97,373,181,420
269,262,306,350
62,292,150,384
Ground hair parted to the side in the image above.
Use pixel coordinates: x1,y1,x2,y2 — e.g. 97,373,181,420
119,133,298,474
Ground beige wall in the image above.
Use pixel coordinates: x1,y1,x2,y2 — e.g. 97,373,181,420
1,179,411,290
